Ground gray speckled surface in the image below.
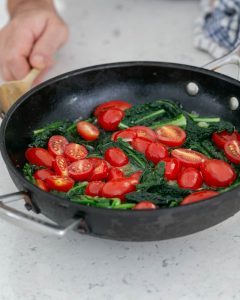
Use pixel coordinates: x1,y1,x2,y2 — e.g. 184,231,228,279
0,1,240,299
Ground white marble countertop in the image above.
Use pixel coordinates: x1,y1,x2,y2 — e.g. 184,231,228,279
0,1,240,299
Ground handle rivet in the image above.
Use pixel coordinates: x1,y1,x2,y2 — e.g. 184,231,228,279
229,97,239,110
186,82,199,96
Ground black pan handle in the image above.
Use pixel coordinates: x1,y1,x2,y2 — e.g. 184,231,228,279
0,192,83,237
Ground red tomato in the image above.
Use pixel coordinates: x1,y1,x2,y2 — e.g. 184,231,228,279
130,126,157,142
201,159,236,187
34,169,55,181
177,167,203,190
181,190,219,205
224,140,240,164
98,108,124,131
171,148,207,168
111,131,120,141
131,137,151,154
85,181,105,197
46,176,74,192
212,130,240,149
162,157,181,180
104,147,129,167
108,167,124,181
77,121,100,141
94,100,132,117
25,148,54,168
101,178,136,200
68,159,94,181
88,158,109,181
155,125,186,147
113,129,137,142
48,135,68,156
36,179,49,192
128,171,143,185
64,143,88,162
53,155,69,177
133,201,157,210
145,142,169,164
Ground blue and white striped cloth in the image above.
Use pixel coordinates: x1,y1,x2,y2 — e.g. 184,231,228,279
194,0,240,58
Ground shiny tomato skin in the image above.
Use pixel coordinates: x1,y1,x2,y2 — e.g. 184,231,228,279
98,108,124,131
48,135,68,156
171,148,207,168
88,158,109,181
77,121,100,141
130,126,157,142
85,181,105,197
145,142,169,164
101,178,136,200
36,179,49,192
133,201,157,210
131,137,151,154
201,159,236,187
212,130,240,149
113,129,137,142
94,100,132,117
34,169,55,181
224,140,240,164
64,143,88,162
25,148,55,168
104,147,129,167
128,171,143,185
45,176,74,192
162,157,181,180
181,190,219,205
68,159,94,181
108,167,124,181
177,167,203,190
53,155,69,177
155,125,186,147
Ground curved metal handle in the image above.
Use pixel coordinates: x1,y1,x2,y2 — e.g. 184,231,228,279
0,192,82,237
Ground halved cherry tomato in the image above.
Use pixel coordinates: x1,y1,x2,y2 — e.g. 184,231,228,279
64,143,88,162
94,100,132,117
155,125,186,147
171,148,207,168
177,167,203,190
77,121,100,141
201,159,236,187
181,190,219,205
68,159,94,181
98,108,124,131
101,178,136,200
88,158,109,181
46,176,74,192
85,181,105,197
145,142,169,164
48,135,68,156
131,137,151,154
36,179,49,192
34,169,55,181
25,148,55,168
162,157,181,180
224,140,240,164
53,155,69,177
130,126,157,142
112,129,137,142
212,130,240,149
108,167,124,181
128,171,143,185
133,201,157,210
104,147,129,167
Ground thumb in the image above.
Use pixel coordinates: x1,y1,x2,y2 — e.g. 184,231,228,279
30,22,68,69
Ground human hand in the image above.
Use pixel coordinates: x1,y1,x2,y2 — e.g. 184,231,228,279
0,0,69,81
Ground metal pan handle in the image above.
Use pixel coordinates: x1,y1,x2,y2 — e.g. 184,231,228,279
0,192,83,237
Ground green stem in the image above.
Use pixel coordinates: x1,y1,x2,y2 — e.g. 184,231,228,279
150,114,187,129
134,109,165,124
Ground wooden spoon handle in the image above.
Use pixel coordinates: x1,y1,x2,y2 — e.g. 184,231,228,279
23,68,41,86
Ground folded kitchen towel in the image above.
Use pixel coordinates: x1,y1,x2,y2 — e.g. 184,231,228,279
194,0,240,58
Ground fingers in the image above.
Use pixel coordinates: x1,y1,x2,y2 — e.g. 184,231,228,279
30,20,69,70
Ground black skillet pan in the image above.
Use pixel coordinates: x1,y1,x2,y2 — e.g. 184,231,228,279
0,48,240,241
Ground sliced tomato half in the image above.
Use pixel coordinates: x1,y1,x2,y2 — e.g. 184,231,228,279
112,129,137,142
98,108,124,131
46,176,74,192
34,169,55,181
48,135,68,156
85,181,105,197
101,178,136,200
77,121,100,141
36,179,49,192
155,125,186,147
181,190,219,205
130,126,157,142
94,100,132,117
64,143,88,162
177,167,203,190
88,158,109,181
131,137,151,154
68,159,94,181
212,130,240,149
224,140,240,164
53,155,69,177
104,147,129,167
133,201,157,210
171,148,207,168
162,157,181,180
145,142,169,164
25,148,54,168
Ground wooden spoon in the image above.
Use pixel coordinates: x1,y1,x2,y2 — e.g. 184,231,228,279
0,68,41,114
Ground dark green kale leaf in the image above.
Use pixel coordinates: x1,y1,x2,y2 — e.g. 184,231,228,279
22,163,41,184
